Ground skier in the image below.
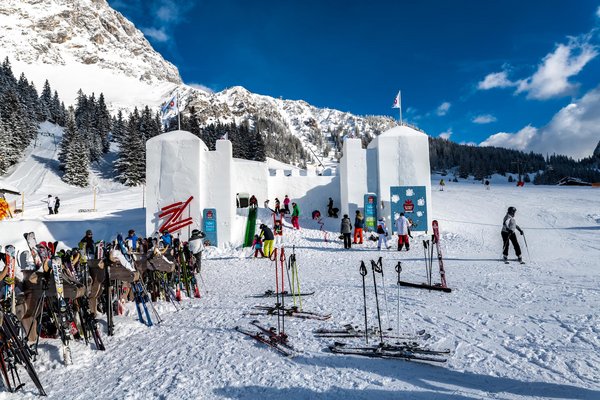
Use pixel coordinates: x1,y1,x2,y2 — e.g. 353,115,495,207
283,195,291,214
291,202,300,229
252,234,265,258
395,212,412,251
80,229,95,259
126,229,138,252
439,179,445,191
340,214,353,249
353,210,364,244
54,196,60,214
274,198,281,214
45,195,56,215
376,217,391,250
259,224,275,257
502,206,524,263
188,229,206,272
485,180,490,190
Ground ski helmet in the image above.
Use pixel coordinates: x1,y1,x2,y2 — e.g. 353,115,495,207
86,229,92,236
507,206,516,215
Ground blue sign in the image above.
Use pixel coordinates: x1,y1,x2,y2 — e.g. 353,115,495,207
363,193,377,232
203,208,218,247
390,186,428,232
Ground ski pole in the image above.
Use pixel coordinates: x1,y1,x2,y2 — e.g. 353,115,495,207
422,240,429,285
522,232,532,263
429,238,434,286
280,247,286,336
359,261,369,344
372,257,392,331
272,248,281,335
370,259,384,344
395,261,402,340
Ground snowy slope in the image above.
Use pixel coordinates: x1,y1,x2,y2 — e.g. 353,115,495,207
1,132,599,399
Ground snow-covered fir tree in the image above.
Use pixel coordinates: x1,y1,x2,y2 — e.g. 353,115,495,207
62,129,90,187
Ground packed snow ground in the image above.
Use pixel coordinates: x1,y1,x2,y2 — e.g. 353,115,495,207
1,136,599,399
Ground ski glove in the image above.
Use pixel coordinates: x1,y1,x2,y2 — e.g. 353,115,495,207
518,228,524,235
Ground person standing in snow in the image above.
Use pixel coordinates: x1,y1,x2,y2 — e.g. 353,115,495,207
54,196,60,214
259,224,274,257
249,195,258,208
340,214,353,249
274,198,281,214
45,195,55,215
188,229,206,272
291,202,300,229
439,179,445,191
353,210,364,244
327,197,334,217
485,180,490,190
395,212,412,251
283,195,291,214
252,234,264,258
376,217,390,250
501,206,524,263
273,210,284,246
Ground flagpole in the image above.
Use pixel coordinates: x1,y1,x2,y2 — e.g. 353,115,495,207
177,91,181,130
399,90,402,125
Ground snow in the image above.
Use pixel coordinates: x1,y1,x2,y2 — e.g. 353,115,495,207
1,131,599,399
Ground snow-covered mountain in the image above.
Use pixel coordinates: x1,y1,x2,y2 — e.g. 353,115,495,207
0,0,397,162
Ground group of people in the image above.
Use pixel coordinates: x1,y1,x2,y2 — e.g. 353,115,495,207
340,211,412,251
45,194,60,215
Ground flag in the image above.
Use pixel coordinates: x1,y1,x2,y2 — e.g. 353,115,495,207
220,133,228,140
392,91,401,109
160,94,178,121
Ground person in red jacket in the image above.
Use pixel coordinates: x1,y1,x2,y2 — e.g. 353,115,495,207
283,195,291,214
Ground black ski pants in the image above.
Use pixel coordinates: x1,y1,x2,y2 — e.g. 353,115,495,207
501,231,521,257
343,233,352,249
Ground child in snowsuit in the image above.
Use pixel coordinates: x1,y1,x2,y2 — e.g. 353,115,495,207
274,198,281,214
252,235,264,258
376,217,390,250
354,210,364,244
273,210,284,246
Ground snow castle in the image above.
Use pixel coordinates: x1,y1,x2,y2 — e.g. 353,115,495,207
145,125,432,245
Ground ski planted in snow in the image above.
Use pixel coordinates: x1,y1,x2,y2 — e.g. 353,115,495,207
49,256,73,365
432,220,449,289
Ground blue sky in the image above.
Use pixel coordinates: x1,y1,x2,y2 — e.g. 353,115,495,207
109,0,600,159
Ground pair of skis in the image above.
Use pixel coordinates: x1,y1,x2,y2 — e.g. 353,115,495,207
235,320,295,357
250,305,331,320
397,220,452,293
314,324,431,341
24,232,74,365
329,342,449,363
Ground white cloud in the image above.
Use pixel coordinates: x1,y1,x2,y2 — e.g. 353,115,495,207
479,86,600,159
439,129,452,140
480,125,538,150
472,114,497,124
142,27,169,42
188,83,214,93
436,102,451,116
477,71,518,90
516,37,598,99
477,34,598,100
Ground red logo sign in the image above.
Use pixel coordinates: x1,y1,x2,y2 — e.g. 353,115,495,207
403,199,414,212
158,196,194,234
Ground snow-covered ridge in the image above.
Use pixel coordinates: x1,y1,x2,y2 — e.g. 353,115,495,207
0,0,181,85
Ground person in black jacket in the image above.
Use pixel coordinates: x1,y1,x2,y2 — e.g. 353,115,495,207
80,229,95,259
340,214,353,249
259,224,275,257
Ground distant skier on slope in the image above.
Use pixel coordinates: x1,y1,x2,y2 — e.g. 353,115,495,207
502,206,524,263
45,195,56,215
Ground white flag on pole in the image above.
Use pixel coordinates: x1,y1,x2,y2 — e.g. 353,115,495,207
160,94,179,121
392,91,401,109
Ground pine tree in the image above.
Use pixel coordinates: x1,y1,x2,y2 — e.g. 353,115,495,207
96,93,111,153
62,131,89,187
59,108,78,170
114,109,145,186
39,79,52,121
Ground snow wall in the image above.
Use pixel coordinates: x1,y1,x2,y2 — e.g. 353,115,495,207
146,125,432,246
366,125,432,231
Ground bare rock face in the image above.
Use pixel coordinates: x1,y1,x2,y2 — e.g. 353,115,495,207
0,0,182,84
